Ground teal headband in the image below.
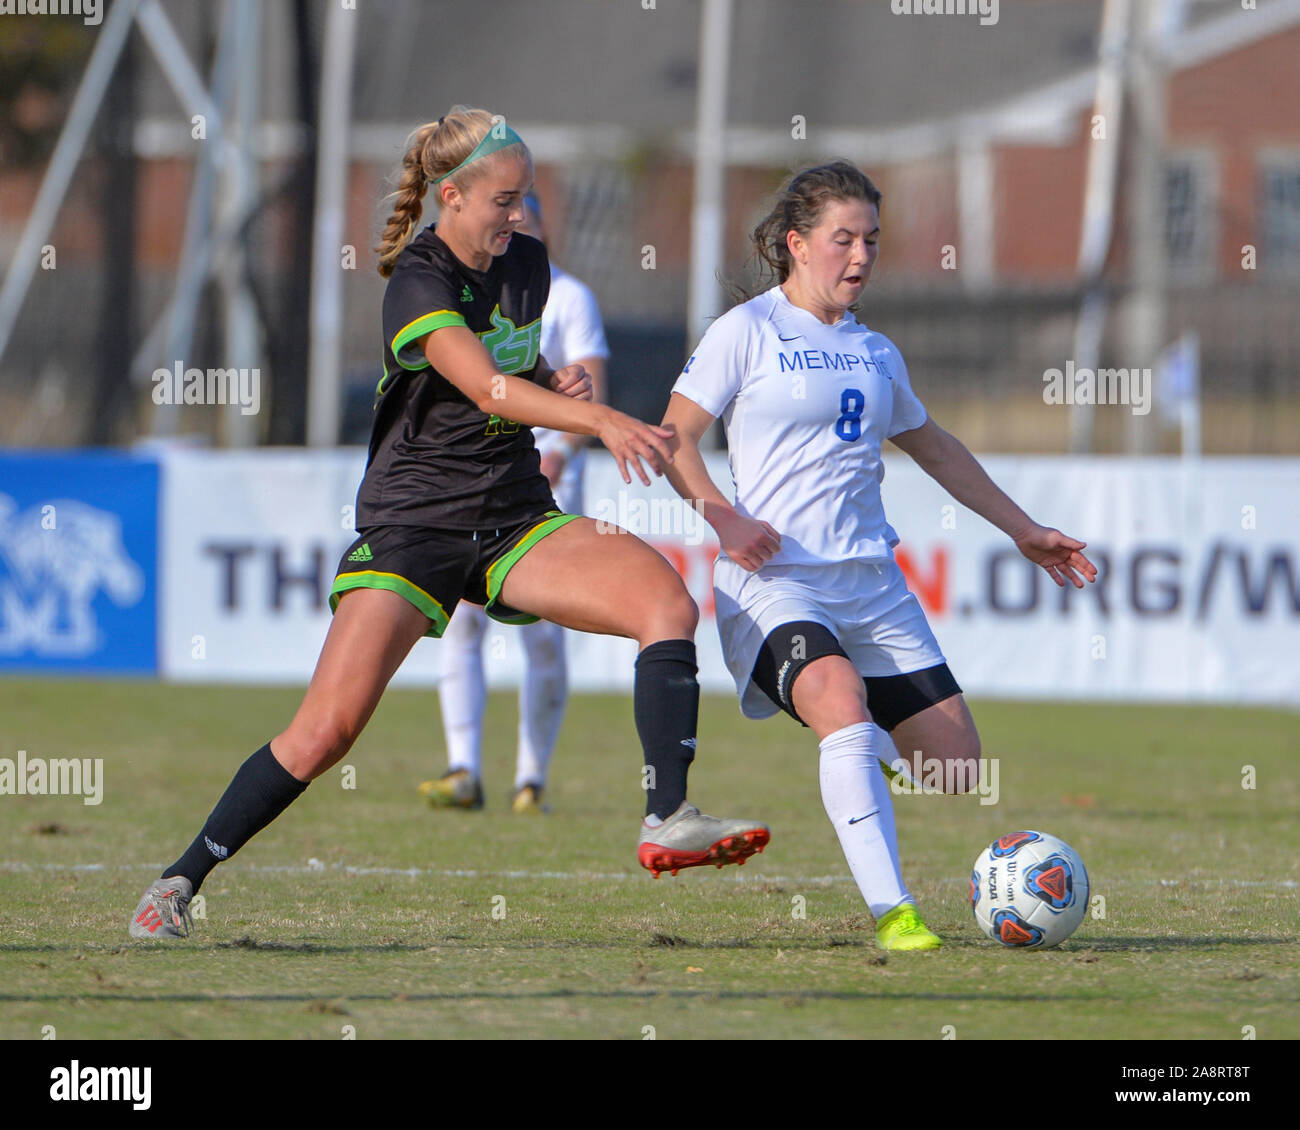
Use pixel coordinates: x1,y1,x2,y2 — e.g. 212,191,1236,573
431,122,526,186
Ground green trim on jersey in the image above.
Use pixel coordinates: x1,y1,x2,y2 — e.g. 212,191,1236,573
483,511,583,624
379,304,541,394
329,569,451,637
390,309,468,371
376,355,394,398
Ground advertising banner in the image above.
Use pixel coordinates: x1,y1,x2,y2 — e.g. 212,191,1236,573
154,450,1299,708
0,451,158,674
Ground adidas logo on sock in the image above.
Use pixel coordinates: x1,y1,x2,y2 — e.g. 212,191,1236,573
347,543,373,563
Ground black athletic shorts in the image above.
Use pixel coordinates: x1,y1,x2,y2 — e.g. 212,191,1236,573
329,511,582,637
750,619,962,731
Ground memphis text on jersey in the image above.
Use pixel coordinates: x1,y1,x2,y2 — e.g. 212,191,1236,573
775,347,893,378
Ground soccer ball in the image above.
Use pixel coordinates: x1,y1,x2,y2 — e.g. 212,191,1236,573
970,831,1089,949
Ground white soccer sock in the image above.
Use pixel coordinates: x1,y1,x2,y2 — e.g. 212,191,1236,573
438,603,488,776
515,619,567,789
818,722,911,918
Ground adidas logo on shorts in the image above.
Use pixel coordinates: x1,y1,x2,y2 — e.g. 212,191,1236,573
347,543,373,563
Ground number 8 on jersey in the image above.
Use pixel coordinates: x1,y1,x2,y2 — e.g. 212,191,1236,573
836,387,865,442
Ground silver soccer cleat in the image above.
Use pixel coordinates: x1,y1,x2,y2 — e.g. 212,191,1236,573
637,800,770,878
129,876,194,940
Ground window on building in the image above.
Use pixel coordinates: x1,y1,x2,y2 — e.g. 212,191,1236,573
1163,153,1216,282
1259,156,1300,277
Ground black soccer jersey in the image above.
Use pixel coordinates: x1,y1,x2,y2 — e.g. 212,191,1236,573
356,227,555,530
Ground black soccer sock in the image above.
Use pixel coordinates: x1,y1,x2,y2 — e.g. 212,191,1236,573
634,639,699,820
165,743,309,893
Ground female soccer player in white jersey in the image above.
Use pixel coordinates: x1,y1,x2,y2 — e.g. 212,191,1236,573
128,108,768,940
422,191,610,812
660,161,1096,951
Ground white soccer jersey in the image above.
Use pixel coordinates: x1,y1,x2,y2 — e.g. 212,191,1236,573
531,264,610,509
533,265,609,445
538,264,609,373
673,285,927,568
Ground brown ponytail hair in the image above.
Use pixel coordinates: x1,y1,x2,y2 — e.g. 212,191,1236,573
749,161,883,288
375,105,529,277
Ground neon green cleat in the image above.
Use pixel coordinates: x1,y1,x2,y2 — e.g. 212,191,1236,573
510,783,548,814
876,903,943,951
417,769,484,810
877,758,913,786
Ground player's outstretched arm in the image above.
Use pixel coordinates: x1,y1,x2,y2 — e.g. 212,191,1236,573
889,417,1097,589
661,393,780,572
421,325,670,486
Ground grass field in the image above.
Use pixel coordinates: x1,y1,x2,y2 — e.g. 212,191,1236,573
1,679,1296,1041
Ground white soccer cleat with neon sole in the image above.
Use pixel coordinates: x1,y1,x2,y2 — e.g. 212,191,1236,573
637,801,770,878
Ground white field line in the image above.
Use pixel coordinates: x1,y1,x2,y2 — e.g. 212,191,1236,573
0,860,1296,889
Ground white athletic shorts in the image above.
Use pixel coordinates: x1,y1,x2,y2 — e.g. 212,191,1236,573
713,553,947,719
551,449,584,517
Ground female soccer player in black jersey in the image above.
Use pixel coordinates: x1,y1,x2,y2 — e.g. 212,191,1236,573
129,106,767,940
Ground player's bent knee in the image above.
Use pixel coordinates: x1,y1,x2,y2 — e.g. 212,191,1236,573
641,580,698,641
792,657,863,706
276,715,361,779
814,698,872,735
791,660,870,735
674,590,700,637
751,622,858,730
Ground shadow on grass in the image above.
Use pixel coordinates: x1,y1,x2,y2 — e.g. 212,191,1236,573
1069,935,1299,951
2,937,854,955
0,932,1294,958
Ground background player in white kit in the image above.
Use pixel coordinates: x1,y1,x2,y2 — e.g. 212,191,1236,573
661,162,1097,950
420,192,610,813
